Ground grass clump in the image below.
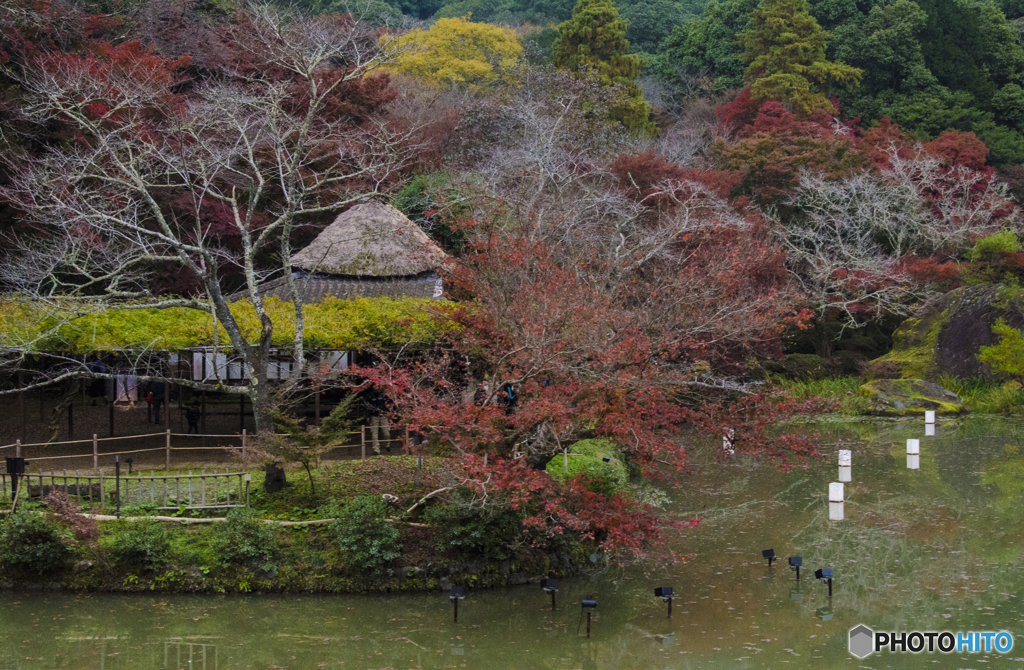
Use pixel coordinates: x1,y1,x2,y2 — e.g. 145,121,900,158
209,507,279,571
103,519,171,570
769,376,870,414
938,375,1024,414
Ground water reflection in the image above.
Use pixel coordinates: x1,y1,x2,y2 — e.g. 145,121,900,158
2,417,1024,668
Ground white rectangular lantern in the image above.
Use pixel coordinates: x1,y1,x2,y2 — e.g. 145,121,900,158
907,454,920,470
925,424,936,437
925,410,936,424
907,438,920,455
829,501,845,521
838,449,852,466
829,482,844,502
839,465,852,482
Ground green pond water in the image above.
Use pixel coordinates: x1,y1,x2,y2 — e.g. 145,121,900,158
3,417,1024,669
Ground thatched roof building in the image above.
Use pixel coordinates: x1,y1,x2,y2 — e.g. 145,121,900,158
238,202,449,304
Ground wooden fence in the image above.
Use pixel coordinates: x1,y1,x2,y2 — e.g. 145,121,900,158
0,425,408,469
1,468,250,510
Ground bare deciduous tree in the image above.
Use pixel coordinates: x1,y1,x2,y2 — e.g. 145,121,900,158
0,6,418,431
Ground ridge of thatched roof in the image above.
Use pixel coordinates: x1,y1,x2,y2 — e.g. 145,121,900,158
291,202,448,277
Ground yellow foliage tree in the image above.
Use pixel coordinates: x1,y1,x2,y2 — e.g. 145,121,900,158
385,17,523,92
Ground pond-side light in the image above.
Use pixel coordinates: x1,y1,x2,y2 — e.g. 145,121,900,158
581,598,597,638
541,578,558,610
907,454,920,469
654,586,674,617
788,556,802,580
450,585,466,623
762,548,776,566
925,410,935,425
829,482,844,521
907,438,919,455
838,449,851,482
815,568,833,597
602,457,612,463
925,424,936,437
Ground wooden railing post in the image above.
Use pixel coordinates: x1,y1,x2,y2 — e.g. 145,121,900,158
15,439,20,458
241,429,247,460
92,434,98,470
165,430,171,471
361,425,366,461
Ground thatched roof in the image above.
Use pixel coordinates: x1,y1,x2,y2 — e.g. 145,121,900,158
291,202,448,277
249,273,439,303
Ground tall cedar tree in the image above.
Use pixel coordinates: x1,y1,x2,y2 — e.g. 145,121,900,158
552,0,656,134
739,0,862,116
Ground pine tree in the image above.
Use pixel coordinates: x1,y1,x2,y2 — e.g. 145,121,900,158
552,0,656,134
740,0,862,116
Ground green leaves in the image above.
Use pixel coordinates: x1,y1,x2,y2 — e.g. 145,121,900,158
740,0,862,115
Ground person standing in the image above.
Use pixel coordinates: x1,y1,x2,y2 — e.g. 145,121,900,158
363,387,391,454
185,403,201,435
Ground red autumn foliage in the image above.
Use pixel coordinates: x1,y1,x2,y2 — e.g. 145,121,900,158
898,255,960,285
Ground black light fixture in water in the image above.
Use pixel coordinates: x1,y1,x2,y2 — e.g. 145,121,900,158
581,598,597,638
815,568,833,597
450,585,466,622
541,578,558,610
602,457,612,463
654,586,674,617
762,548,776,566
788,556,802,580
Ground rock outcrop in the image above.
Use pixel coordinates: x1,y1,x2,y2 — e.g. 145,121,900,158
859,378,964,416
874,284,1024,380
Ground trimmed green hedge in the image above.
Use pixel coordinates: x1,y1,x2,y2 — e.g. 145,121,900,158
546,438,627,496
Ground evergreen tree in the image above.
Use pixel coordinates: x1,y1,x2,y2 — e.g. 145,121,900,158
552,0,656,134
740,0,862,115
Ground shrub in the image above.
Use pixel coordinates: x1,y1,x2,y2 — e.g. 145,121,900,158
103,519,170,570
545,438,628,496
0,510,72,579
977,318,1024,383
762,353,839,380
421,492,526,561
209,508,278,571
322,496,402,573
969,230,1022,261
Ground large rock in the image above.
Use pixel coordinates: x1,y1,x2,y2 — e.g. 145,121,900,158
859,379,964,416
875,283,1024,380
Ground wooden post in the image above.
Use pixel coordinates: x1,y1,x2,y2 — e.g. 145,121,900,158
99,469,105,506
93,434,98,471
201,391,206,434
67,399,73,440
15,439,20,458
564,448,568,475
239,393,245,434
165,382,171,431
241,429,247,460
165,430,171,471
109,394,114,437
361,425,366,460
18,370,25,444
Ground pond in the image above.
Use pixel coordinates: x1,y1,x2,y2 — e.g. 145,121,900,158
3,416,1024,669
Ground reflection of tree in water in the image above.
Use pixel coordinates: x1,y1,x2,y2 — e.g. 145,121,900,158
791,497,1010,628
